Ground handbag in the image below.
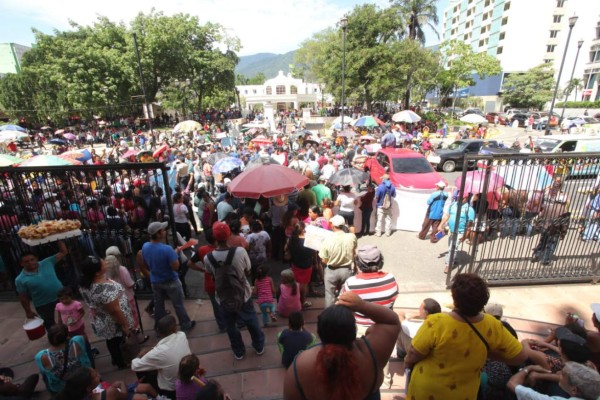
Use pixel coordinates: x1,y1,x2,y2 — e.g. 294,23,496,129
119,333,141,365
455,310,489,400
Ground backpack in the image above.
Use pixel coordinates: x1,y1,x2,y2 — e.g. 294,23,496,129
381,190,392,210
207,248,245,312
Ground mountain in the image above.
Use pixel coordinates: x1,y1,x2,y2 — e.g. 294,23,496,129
235,51,297,80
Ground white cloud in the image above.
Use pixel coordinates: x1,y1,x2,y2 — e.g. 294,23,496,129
3,0,389,55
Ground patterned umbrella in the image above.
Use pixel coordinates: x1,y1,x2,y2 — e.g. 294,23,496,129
19,155,81,167
353,116,383,128
0,154,23,167
212,157,244,174
60,149,92,162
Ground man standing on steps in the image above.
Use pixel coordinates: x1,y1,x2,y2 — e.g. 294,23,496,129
375,174,396,237
141,221,196,332
203,222,265,360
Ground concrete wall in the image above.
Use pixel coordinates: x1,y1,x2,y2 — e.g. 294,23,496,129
560,108,600,118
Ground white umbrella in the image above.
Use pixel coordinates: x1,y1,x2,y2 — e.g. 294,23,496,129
460,114,487,124
332,115,354,125
0,130,28,142
392,110,421,123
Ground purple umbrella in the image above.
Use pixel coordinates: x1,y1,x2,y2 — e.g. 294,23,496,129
63,133,77,140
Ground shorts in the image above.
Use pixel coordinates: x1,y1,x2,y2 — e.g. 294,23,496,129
292,265,312,284
68,324,86,337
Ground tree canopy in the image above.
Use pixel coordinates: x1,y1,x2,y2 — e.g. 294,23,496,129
0,10,239,124
502,64,555,110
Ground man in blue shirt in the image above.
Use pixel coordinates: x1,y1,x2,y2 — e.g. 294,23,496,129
418,181,448,242
381,130,397,149
438,191,475,274
375,174,397,237
141,221,196,332
15,241,68,328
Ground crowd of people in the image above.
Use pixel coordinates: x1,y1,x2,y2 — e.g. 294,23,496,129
2,113,600,400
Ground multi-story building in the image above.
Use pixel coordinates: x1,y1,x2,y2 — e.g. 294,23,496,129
0,43,30,78
582,16,600,102
441,0,600,111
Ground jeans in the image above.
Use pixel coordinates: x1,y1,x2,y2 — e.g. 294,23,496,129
445,232,464,266
375,207,392,236
36,300,58,329
151,279,192,330
501,218,520,239
324,267,353,308
360,208,373,234
259,302,276,325
582,219,600,241
533,231,560,264
524,212,539,236
223,298,265,357
209,293,226,331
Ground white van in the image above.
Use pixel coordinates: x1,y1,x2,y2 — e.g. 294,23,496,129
533,134,600,153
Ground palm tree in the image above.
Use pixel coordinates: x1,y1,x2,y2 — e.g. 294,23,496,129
562,78,583,102
393,0,439,44
392,0,439,109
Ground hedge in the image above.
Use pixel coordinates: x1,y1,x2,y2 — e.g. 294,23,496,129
554,100,600,108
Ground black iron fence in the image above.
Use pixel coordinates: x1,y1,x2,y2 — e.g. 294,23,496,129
446,152,600,286
0,162,176,296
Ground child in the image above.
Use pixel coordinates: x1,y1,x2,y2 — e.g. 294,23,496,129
176,354,208,400
277,312,317,368
247,220,271,283
277,269,301,317
55,286,86,340
253,265,277,327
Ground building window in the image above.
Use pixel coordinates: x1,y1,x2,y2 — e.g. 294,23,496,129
481,25,490,34
468,0,473,3
550,30,558,38
544,59,552,64
276,85,285,95
499,32,505,40
547,45,556,52
504,1,510,10
497,46,503,54
553,15,562,23
556,0,565,7
502,17,508,25
465,20,472,29
266,86,272,95
290,85,297,94
484,0,492,7
253,89,257,94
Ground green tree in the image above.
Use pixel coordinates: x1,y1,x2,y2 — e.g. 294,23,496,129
502,64,555,110
247,73,266,85
391,0,439,43
563,77,583,101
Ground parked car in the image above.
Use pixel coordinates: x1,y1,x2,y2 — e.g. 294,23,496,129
510,113,531,127
364,148,446,189
505,109,526,120
427,139,501,172
440,107,464,118
462,108,485,117
485,112,508,125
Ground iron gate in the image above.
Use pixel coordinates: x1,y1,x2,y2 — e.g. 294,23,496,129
446,152,600,286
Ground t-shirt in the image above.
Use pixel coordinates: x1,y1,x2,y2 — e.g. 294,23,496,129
427,191,448,220
247,231,270,264
176,377,208,400
311,184,332,209
255,277,274,304
319,231,357,267
15,255,63,307
216,201,234,221
173,203,189,224
277,283,301,317
342,272,398,326
192,245,217,294
289,237,314,269
337,192,356,213
448,202,475,234
203,247,253,304
142,242,179,284
514,385,580,400
55,300,85,332
278,329,316,368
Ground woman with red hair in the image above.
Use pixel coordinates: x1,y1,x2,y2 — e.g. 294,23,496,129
283,291,399,400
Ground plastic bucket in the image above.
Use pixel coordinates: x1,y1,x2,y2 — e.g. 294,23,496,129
23,317,46,340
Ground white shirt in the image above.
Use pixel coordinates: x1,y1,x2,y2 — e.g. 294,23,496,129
515,385,581,400
131,331,191,391
320,164,336,180
337,192,357,212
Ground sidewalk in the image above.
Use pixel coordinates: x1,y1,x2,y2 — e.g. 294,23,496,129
1,281,597,399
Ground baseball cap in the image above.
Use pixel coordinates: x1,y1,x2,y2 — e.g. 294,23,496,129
591,303,600,321
435,180,447,188
555,326,587,346
148,221,168,235
330,215,346,228
212,222,231,242
356,245,382,265
484,303,503,318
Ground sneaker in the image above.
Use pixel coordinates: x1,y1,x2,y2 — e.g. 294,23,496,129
182,321,196,332
256,347,265,356
234,352,245,360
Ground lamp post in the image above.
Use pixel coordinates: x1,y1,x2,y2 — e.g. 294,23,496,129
340,16,348,131
546,14,578,135
132,32,154,137
560,39,584,121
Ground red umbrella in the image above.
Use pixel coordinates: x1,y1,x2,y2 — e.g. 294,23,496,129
121,149,139,158
251,135,272,145
153,144,169,158
455,170,505,194
227,164,309,199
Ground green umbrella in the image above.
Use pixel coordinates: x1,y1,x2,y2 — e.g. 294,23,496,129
0,154,23,167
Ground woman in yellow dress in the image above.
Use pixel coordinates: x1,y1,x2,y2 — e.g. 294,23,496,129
405,273,527,400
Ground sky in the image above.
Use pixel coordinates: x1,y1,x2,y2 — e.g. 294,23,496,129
0,0,448,56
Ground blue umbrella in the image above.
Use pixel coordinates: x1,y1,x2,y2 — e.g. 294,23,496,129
353,116,379,128
212,157,244,174
0,124,26,132
49,138,67,145
221,137,235,147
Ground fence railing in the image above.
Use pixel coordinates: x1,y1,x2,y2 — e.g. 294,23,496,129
446,152,600,287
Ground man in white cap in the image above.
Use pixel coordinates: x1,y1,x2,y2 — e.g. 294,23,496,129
318,215,357,307
141,221,196,332
417,180,448,242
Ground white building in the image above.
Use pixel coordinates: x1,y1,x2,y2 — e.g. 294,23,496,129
582,16,600,102
441,0,600,110
235,70,330,113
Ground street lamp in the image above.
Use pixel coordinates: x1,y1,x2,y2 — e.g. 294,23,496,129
546,14,578,135
560,39,584,120
340,16,348,131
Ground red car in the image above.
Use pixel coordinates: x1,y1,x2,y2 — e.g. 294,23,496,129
364,148,447,189
485,112,508,125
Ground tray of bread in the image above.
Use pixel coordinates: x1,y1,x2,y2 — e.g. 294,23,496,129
18,220,82,246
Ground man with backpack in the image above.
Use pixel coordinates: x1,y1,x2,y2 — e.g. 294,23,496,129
375,174,396,237
203,221,265,360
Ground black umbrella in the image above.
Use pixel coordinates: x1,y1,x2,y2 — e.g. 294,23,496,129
246,156,281,169
206,151,229,165
49,138,67,145
328,168,369,187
